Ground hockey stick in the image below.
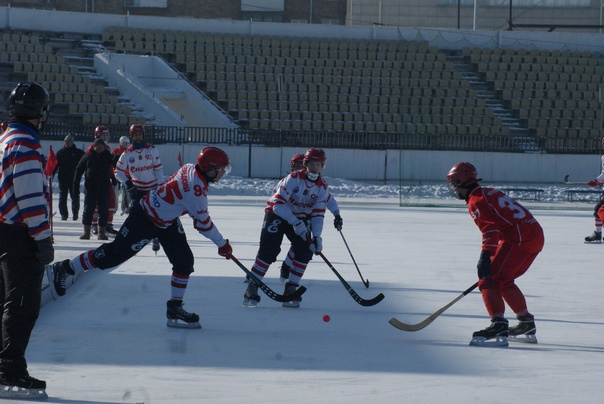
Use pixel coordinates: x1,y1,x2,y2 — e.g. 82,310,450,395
389,282,478,332
339,230,369,288
230,255,307,303
563,175,589,185
318,252,384,307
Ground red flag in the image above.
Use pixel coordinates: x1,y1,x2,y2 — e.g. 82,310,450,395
45,145,58,176
177,152,182,166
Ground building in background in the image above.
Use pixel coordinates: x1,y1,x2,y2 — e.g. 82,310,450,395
0,0,602,32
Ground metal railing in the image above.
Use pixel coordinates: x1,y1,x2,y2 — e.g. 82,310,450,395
41,122,601,154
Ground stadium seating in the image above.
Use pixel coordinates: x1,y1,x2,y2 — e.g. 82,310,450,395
103,27,600,140
3,30,143,127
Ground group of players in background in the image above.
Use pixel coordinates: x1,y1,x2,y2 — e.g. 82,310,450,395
1,80,580,398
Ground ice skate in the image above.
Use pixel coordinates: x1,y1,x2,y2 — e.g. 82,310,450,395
166,299,201,329
47,259,74,298
243,282,260,307
152,238,160,254
584,231,602,244
282,282,302,308
279,263,290,283
105,224,118,235
508,316,538,344
469,317,509,347
0,373,47,400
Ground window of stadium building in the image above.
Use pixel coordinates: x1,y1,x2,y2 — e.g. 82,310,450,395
439,0,590,6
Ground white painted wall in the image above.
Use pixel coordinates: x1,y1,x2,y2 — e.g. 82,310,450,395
44,140,599,184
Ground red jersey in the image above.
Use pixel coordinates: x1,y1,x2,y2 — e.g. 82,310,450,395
466,186,543,254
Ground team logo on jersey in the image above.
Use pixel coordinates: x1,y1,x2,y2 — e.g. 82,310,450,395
94,248,106,260
129,156,136,164
131,239,152,252
267,219,282,233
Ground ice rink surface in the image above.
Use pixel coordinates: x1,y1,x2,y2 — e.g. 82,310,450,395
19,192,604,403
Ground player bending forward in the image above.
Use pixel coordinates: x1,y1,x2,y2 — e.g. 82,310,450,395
48,147,233,328
244,148,332,308
278,153,342,282
447,162,544,347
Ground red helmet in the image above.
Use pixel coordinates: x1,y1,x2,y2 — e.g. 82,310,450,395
446,162,480,187
303,147,326,166
290,153,304,170
94,125,110,142
197,147,231,172
0,121,7,132
129,124,145,136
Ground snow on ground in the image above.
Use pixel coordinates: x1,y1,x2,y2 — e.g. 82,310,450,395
18,177,604,403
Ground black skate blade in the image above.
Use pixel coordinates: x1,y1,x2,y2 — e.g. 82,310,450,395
469,336,509,347
508,334,538,344
0,385,48,400
166,319,202,329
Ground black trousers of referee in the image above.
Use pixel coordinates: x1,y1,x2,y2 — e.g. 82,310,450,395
0,223,44,379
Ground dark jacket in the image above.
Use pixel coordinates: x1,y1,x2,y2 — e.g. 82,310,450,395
73,149,115,193
54,144,85,185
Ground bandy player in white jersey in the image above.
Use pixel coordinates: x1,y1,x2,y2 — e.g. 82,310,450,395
584,136,604,243
278,153,342,282
115,124,164,252
115,124,164,203
243,147,332,308
49,147,234,329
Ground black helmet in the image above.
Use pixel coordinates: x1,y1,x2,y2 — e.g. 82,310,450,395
8,82,49,120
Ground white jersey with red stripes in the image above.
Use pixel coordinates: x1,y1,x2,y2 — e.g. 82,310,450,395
115,142,164,191
140,163,226,247
267,169,331,237
595,155,604,188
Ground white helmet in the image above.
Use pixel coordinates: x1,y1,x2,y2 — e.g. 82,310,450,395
119,136,131,148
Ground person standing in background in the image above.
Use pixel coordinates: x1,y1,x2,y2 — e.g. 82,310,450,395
74,138,115,241
115,124,164,253
53,134,84,221
112,135,131,215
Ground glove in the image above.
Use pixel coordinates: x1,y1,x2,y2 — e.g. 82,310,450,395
476,250,491,279
588,179,599,187
35,237,54,265
333,214,343,231
292,220,309,239
218,239,232,259
125,180,138,200
309,236,323,255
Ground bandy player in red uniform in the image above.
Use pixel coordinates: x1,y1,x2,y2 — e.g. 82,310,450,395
446,162,544,346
